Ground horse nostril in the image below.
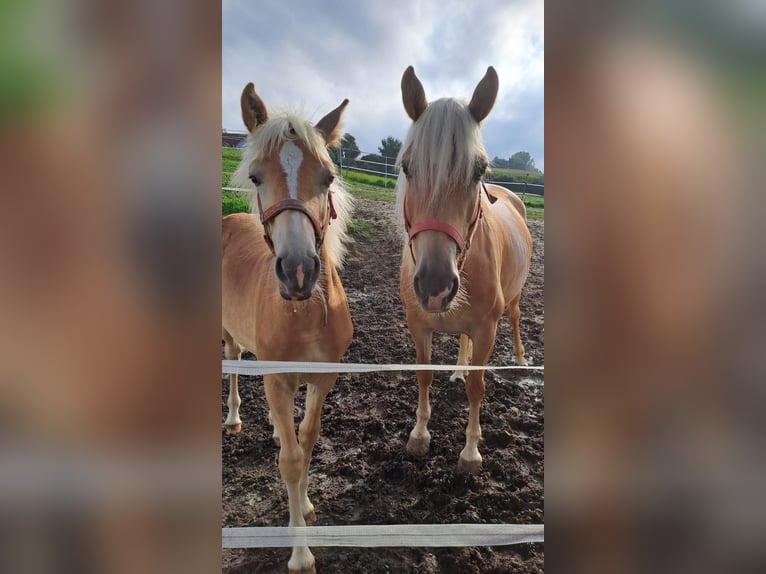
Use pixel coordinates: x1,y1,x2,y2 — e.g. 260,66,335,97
311,255,321,281
413,275,421,297
275,257,287,282
449,276,459,301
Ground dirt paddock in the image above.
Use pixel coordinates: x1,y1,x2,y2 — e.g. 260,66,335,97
222,197,544,573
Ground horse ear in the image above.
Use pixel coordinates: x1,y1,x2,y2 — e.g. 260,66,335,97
315,98,349,146
468,66,499,123
241,82,268,132
401,66,428,121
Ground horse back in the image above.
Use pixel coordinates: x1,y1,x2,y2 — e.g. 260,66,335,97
486,183,527,220
222,213,271,352
484,184,533,300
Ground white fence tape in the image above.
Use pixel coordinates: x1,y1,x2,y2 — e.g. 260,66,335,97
221,362,543,550
222,523,543,548
222,360,543,377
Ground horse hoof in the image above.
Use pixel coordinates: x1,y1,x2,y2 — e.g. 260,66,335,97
289,567,316,574
449,372,465,383
516,356,528,366
303,510,317,525
224,423,242,435
457,456,482,474
407,436,431,456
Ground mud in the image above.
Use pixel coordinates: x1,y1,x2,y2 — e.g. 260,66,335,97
223,198,544,573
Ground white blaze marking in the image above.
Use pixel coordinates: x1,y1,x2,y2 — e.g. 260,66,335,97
279,140,303,199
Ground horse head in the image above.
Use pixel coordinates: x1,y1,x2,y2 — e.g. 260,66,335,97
240,83,348,300
398,66,498,312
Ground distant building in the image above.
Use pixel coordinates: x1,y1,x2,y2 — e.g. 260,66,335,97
222,131,247,149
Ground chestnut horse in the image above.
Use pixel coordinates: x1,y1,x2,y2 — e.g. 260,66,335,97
396,66,532,473
222,83,353,573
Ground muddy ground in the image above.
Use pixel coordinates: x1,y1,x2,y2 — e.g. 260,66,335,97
222,198,544,573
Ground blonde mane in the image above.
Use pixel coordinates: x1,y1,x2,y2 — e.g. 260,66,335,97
396,97,489,211
232,110,353,268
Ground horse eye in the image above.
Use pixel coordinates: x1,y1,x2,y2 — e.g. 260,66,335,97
324,173,335,187
249,174,261,186
474,161,488,181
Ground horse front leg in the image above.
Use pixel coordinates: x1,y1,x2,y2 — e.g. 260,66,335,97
297,375,335,525
264,373,315,574
407,328,434,456
450,333,473,382
268,409,280,447
457,324,497,474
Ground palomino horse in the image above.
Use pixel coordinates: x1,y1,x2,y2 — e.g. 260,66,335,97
396,66,532,474
222,83,353,573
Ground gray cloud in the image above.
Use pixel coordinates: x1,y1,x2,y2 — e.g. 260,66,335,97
223,0,543,169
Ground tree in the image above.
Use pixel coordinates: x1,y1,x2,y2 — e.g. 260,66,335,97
507,151,537,172
340,133,360,163
328,133,360,166
491,156,509,169
378,136,402,161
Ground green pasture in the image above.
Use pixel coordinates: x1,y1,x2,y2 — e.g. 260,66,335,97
486,167,544,185
222,148,543,219
222,147,241,187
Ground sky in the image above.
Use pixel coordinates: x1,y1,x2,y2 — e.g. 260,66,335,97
222,0,544,170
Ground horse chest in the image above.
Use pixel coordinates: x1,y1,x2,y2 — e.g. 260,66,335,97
254,301,351,362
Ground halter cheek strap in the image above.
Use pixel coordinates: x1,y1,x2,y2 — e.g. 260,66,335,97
403,183,486,270
257,191,337,254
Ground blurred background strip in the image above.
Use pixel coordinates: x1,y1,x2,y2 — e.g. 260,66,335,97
0,1,221,573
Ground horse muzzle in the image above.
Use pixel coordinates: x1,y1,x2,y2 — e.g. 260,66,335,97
274,253,321,300
413,266,459,312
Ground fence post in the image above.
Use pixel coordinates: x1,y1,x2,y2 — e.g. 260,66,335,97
522,172,528,201
384,155,388,188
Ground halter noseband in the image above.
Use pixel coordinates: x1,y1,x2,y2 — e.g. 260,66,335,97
256,191,337,254
403,182,488,270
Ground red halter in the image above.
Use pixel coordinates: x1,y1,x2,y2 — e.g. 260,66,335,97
256,191,337,254
403,183,488,270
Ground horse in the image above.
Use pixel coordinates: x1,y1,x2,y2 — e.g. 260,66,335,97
395,66,533,474
222,82,353,573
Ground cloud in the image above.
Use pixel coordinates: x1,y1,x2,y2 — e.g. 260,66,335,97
223,0,543,169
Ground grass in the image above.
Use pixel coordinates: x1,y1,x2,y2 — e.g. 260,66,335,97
340,168,398,189
486,167,544,185
222,191,249,216
342,180,397,202
221,149,543,219
222,147,242,187
346,220,374,238
518,194,544,220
